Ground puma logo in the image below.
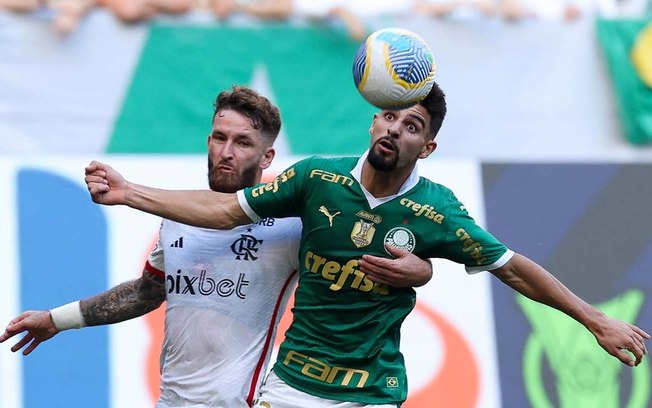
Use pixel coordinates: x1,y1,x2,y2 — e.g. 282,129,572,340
319,206,340,227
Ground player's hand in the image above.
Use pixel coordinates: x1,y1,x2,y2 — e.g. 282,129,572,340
85,160,128,205
592,316,650,367
360,244,433,288
0,311,60,356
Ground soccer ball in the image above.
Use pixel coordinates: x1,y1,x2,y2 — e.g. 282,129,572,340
352,27,437,109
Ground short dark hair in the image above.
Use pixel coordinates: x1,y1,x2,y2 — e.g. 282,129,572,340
419,82,447,140
213,85,282,142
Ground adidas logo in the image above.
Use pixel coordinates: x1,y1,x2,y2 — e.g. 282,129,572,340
171,237,184,248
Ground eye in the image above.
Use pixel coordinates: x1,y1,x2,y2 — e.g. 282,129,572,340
384,112,395,121
406,123,417,133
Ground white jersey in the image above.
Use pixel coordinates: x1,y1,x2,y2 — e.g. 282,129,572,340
146,217,301,408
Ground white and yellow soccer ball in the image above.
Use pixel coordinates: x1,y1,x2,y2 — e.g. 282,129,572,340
353,27,437,109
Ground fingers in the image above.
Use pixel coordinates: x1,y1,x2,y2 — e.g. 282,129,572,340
0,327,19,342
612,331,648,367
85,175,107,184
84,160,106,176
384,243,409,258
632,324,651,340
22,338,41,356
359,256,397,286
10,333,32,353
0,312,33,342
85,177,108,194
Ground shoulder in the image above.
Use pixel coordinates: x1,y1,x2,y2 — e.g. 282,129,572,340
294,155,358,170
417,177,458,199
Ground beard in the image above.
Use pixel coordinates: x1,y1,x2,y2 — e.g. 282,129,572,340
207,155,259,193
367,137,399,172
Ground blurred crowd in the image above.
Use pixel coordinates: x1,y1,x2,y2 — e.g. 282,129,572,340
1,0,650,38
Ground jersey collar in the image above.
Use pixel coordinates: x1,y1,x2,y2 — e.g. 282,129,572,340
350,150,421,209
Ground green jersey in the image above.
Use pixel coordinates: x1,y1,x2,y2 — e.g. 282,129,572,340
237,155,512,404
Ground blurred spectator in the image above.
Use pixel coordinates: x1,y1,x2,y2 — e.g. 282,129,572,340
210,0,370,41
48,0,195,35
414,0,498,21
211,0,292,20
499,0,585,22
49,0,96,35
589,0,651,18
0,0,42,12
332,0,413,40
101,0,193,23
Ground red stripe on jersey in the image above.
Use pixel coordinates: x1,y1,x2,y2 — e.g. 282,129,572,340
144,261,164,278
246,270,298,406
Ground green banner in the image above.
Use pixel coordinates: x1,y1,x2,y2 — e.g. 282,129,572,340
107,25,377,154
597,19,652,145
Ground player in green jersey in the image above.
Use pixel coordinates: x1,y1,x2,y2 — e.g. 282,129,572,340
84,82,649,407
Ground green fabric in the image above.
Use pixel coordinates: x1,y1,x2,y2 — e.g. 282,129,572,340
596,19,652,145
107,25,376,154
242,156,509,403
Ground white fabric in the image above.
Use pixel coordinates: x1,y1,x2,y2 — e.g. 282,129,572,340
253,371,400,408
50,301,86,331
349,150,421,210
466,249,515,274
149,217,301,408
293,0,341,18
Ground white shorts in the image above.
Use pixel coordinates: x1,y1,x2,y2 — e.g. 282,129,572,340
252,371,400,408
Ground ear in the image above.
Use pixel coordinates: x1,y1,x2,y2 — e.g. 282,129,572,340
369,113,379,134
206,134,211,147
418,139,437,159
260,146,275,170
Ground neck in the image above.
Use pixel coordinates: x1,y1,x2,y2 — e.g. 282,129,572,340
360,161,415,198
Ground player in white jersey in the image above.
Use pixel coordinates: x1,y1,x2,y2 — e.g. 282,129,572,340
149,216,301,407
1,86,434,407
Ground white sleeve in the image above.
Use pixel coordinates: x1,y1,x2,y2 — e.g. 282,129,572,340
147,222,165,272
236,189,262,222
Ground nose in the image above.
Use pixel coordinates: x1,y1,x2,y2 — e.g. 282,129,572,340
220,141,234,160
387,121,401,138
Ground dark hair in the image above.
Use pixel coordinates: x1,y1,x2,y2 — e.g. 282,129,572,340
213,85,282,142
419,82,447,140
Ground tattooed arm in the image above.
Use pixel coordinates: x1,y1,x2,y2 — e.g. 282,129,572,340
81,269,165,326
0,268,165,355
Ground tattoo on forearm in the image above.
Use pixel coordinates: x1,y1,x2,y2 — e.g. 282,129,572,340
80,272,165,326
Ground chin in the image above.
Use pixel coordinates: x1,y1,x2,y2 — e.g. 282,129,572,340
209,176,241,193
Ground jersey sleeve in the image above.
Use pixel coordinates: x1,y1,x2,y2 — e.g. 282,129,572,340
438,193,513,274
236,157,313,221
145,222,165,278
286,218,302,272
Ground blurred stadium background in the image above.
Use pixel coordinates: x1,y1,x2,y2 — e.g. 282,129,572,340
1,2,652,407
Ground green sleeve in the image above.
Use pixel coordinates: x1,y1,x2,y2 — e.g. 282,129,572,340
241,156,314,219
437,193,512,273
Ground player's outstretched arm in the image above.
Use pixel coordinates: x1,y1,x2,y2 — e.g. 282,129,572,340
85,160,250,229
490,253,650,366
360,243,433,287
0,268,165,356
80,267,165,326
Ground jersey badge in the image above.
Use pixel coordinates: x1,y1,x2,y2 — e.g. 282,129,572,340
384,227,416,254
351,219,376,248
231,234,263,260
318,206,340,227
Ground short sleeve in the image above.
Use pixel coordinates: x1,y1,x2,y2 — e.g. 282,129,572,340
238,157,314,220
437,194,513,273
145,222,165,277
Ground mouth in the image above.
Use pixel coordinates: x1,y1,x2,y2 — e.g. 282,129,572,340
216,164,236,173
376,137,398,154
